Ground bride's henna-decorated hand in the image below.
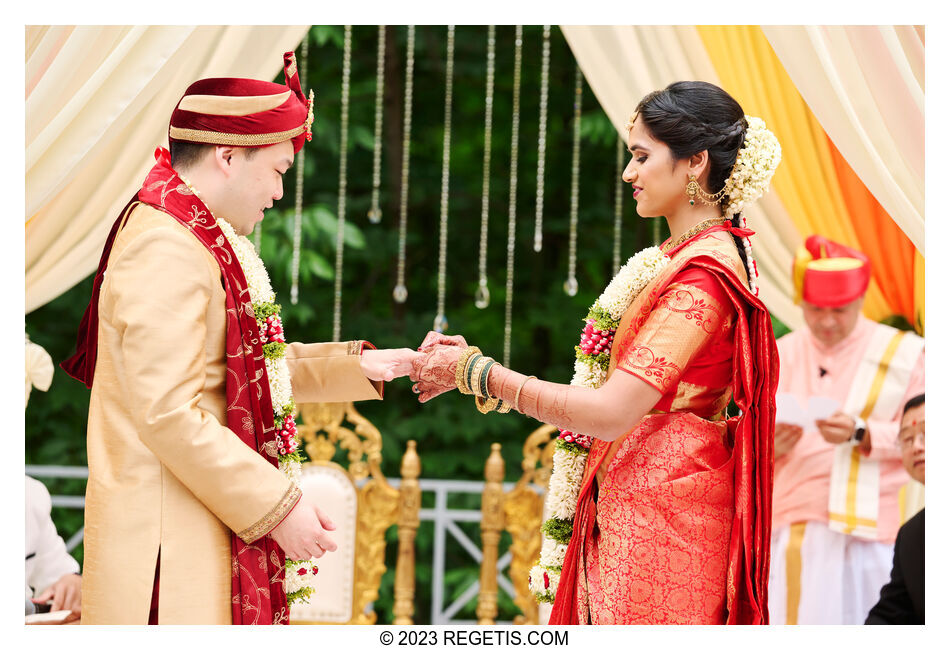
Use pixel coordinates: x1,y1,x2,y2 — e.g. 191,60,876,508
410,344,463,403
417,331,468,352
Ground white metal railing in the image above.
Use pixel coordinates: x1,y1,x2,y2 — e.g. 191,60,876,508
26,465,531,624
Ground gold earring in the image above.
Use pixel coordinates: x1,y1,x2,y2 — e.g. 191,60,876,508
684,174,726,206
685,174,701,206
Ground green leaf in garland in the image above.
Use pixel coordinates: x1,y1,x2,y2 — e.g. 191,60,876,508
286,586,315,606
263,341,287,360
541,517,574,545
254,302,281,322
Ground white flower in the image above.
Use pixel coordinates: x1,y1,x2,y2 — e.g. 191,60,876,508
216,218,276,304
540,537,569,567
599,247,668,321
545,447,587,520
265,357,294,413
280,457,302,487
723,116,782,219
534,241,672,603
528,564,560,599
217,216,317,600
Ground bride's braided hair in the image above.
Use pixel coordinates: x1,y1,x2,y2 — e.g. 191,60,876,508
629,81,758,293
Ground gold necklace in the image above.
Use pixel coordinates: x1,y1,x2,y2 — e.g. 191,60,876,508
661,217,727,253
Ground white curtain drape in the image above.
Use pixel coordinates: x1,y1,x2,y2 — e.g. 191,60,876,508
25,25,309,313
763,25,924,253
560,25,804,329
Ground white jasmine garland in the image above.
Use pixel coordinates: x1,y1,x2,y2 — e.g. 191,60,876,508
216,217,318,606
722,116,782,219
529,246,668,604
264,357,294,412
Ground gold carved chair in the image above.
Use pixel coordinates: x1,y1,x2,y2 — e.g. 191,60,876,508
477,424,558,624
289,401,420,625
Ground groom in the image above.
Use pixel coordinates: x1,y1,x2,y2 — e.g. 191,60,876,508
62,52,419,624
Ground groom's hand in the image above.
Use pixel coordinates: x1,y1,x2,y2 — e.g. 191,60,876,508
360,348,423,382
269,492,338,562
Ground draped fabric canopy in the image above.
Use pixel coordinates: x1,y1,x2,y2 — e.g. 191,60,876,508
25,25,309,314
562,25,923,332
763,26,924,253
25,25,923,332
560,25,804,330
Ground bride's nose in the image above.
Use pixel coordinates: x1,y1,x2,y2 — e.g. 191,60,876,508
622,159,636,184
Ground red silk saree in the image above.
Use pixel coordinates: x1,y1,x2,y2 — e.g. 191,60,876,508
549,228,778,624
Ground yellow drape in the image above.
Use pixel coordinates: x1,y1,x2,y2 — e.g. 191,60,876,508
697,26,893,322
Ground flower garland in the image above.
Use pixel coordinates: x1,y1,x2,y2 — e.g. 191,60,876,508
528,246,669,603
722,116,782,219
216,217,318,606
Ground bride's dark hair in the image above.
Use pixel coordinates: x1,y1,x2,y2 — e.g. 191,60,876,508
633,81,750,269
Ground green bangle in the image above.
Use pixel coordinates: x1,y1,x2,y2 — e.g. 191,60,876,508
465,354,483,395
480,360,496,399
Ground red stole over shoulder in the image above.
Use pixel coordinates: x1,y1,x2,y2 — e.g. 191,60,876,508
549,227,778,625
62,148,292,624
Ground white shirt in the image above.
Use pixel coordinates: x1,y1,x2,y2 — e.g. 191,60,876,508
26,476,80,603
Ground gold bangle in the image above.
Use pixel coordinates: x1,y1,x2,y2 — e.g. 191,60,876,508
476,395,500,414
455,346,481,395
496,400,512,414
513,375,536,413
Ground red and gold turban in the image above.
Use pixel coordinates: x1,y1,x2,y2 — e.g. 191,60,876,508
793,235,871,307
169,52,314,153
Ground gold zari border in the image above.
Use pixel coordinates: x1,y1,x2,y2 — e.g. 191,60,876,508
169,124,306,147
238,482,302,543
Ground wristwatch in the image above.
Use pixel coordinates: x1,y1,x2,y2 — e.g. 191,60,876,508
851,416,867,444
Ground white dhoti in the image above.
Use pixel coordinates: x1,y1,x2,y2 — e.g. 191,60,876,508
768,521,893,625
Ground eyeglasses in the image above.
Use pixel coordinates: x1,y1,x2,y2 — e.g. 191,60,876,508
897,431,925,451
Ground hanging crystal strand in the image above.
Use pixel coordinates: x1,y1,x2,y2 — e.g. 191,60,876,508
564,65,582,297
332,25,352,342
290,35,310,304
253,222,262,253
393,26,415,304
475,26,496,310
503,26,523,367
612,137,624,275
368,25,386,224
533,25,551,253
433,26,455,334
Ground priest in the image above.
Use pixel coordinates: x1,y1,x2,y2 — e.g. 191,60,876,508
62,52,419,624
767,235,924,625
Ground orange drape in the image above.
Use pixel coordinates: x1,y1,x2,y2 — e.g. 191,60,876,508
825,136,918,326
697,26,920,328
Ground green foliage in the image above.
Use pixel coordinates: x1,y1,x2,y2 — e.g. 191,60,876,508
541,517,574,545
263,341,287,360
24,24,793,623
255,302,281,321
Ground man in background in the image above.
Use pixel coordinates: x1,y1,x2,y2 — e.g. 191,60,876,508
866,393,925,624
767,235,924,625
26,476,81,620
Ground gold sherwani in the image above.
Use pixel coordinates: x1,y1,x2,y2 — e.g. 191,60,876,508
82,204,382,624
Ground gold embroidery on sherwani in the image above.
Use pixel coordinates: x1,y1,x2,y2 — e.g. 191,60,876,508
238,483,302,543
347,340,364,356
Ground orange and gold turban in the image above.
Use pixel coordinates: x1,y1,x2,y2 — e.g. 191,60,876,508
169,52,314,153
793,235,871,307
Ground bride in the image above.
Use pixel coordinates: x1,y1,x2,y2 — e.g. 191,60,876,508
410,81,782,624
